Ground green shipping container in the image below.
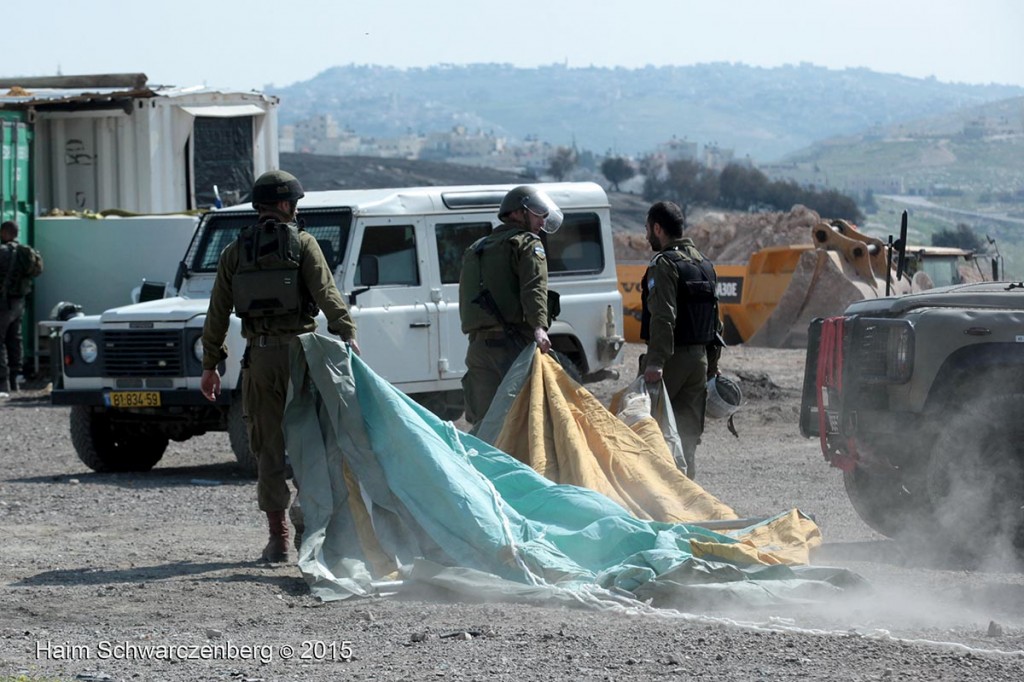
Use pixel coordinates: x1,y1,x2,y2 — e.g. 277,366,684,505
1,110,33,235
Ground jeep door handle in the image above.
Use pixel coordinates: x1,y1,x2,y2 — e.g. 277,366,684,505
409,322,431,328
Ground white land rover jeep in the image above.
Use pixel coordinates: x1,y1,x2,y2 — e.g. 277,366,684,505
53,182,625,474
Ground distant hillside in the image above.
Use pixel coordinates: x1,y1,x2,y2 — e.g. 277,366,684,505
772,97,1024,235
269,63,1024,162
778,96,1024,189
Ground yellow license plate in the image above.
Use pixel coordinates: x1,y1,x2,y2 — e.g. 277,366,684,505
108,391,162,408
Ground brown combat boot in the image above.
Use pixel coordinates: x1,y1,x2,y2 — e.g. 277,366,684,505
260,510,290,563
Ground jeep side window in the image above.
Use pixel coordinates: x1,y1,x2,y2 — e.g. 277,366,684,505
434,221,493,284
543,211,604,276
355,224,420,286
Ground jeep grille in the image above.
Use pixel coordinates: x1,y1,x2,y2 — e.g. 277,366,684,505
103,331,183,377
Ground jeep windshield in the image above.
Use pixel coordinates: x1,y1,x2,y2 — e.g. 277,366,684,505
186,209,353,273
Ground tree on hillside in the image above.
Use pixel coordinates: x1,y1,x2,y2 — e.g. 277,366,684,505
547,146,578,181
932,223,984,251
803,188,864,223
718,163,768,210
763,179,806,213
644,159,719,227
600,157,636,192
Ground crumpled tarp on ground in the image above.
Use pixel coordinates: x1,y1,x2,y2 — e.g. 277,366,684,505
284,333,862,605
475,346,821,565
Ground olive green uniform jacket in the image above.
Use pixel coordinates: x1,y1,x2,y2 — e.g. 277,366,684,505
459,224,548,335
201,224,356,512
458,223,548,424
201,227,356,370
643,237,722,478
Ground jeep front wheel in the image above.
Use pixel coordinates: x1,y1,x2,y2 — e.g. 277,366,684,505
926,395,1024,551
69,406,168,473
842,465,928,539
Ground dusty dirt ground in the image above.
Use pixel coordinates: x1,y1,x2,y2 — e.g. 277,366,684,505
3,343,1024,681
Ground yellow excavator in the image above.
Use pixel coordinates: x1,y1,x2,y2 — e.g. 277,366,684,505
618,219,998,348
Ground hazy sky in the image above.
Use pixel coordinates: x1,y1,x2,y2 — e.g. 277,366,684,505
7,0,1023,91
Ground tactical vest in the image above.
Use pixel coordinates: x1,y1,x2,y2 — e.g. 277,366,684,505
0,244,14,297
460,228,543,333
640,245,718,345
232,219,307,319
0,242,38,298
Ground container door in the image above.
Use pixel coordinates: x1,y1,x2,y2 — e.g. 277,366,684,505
0,115,33,231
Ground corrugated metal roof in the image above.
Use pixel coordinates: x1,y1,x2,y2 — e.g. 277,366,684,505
0,81,276,110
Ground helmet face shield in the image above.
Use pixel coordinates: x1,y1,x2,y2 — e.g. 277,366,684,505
524,190,563,234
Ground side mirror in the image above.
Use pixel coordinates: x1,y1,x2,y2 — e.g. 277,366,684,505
173,260,189,290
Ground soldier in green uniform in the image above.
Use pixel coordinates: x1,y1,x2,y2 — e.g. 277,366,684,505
200,170,359,563
640,201,722,479
0,220,44,398
458,185,563,425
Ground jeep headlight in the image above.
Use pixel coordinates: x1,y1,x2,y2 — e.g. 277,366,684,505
886,322,914,383
79,338,99,364
193,336,204,362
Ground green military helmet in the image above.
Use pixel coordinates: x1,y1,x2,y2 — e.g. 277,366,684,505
499,185,544,219
498,185,564,233
251,170,305,207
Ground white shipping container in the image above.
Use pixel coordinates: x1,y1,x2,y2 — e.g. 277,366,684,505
32,89,278,214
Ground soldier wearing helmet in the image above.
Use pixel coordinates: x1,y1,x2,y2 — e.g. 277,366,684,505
200,170,359,562
0,220,44,398
458,185,563,425
640,200,723,479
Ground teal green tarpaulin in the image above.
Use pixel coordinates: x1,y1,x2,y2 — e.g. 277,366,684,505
284,333,863,606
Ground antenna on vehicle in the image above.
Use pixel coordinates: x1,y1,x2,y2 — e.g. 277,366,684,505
885,210,909,296
895,210,909,281
885,235,894,296
987,234,1002,280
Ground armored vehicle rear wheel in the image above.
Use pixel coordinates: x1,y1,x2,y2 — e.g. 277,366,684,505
926,395,1024,552
69,405,167,473
842,465,928,539
227,399,257,478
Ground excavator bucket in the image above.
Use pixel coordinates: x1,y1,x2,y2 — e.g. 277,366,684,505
614,215,964,349
747,220,911,348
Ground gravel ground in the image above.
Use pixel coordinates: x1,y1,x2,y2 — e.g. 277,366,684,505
2,343,1024,681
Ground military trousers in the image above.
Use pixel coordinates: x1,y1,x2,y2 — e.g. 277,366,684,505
242,342,293,512
661,344,708,478
0,296,25,392
462,335,521,425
